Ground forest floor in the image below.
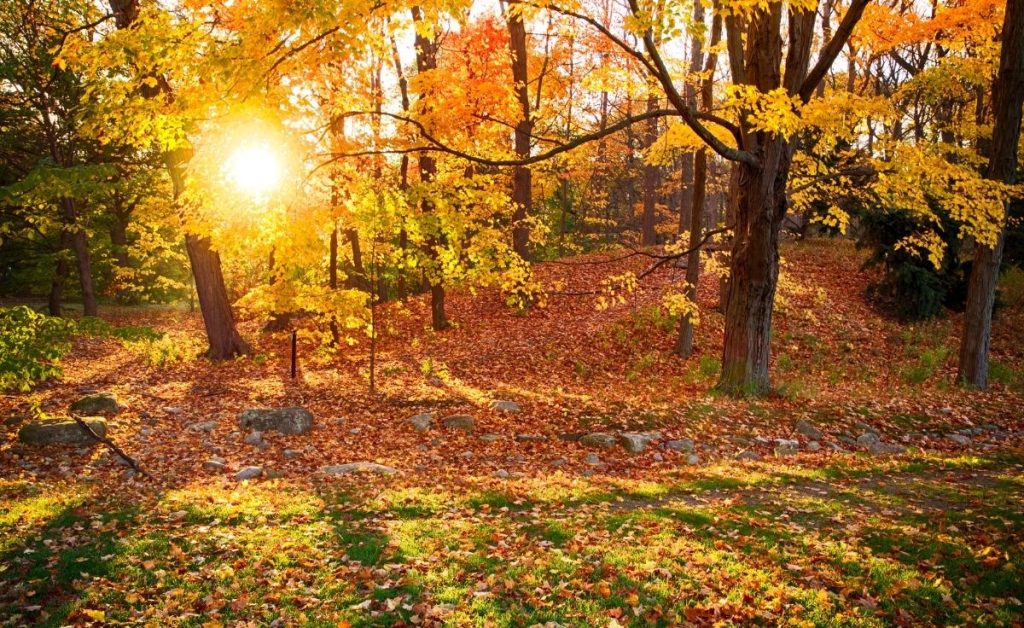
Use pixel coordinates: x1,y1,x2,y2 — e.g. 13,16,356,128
2,238,1023,626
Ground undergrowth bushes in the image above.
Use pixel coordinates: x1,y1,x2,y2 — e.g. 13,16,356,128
0,306,193,392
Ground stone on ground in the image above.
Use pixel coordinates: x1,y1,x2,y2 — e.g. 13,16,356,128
493,469,510,479
618,432,656,454
774,438,799,456
947,433,971,446
319,462,397,476
685,454,701,465
235,466,263,480
664,438,695,452
580,433,617,448
584,452,601,465
19,417,107,446
479,433,500,443
70,393,121,415
244,430,264,446
794,419,823,440
807,441,821,451
203,457,226,471
868,441,906,455
187,421,217,433
238,407,313,435
736,450,762,461
441,414,475,432
408,413,433,432
490,400,521,413
515,434,547,442
856,432,880,447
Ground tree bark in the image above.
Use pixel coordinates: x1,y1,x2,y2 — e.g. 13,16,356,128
507,1,533,259
957,0,1024,388
641,94,660,246
60,198,98,317
412,6,448,330
185,233,251,359
676,148,707,357
48,240,69,317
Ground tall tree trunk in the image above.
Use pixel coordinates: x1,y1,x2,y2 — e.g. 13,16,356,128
168,151,249,359
60,198,98,317
185,233,250,359
641,94,659,246
676,149,707,357
719,143,790,394
678,9,720,356
109,210,130,270
957,0,1024,388
412,6,448,330
507,0,533,259
49,240,70,317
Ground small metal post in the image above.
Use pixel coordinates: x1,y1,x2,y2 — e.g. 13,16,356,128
290,330,297,379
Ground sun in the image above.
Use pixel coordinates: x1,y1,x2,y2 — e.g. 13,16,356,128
224,143,282,198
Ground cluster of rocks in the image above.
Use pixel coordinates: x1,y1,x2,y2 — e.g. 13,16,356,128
17,393,120,446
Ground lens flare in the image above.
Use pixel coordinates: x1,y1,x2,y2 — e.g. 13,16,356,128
224,143,282,197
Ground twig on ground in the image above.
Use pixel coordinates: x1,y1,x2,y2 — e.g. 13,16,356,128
71,414,145,476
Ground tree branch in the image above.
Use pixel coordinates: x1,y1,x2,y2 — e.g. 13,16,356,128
798,0,872,102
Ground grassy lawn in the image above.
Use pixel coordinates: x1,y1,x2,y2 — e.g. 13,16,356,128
2,452,1022,626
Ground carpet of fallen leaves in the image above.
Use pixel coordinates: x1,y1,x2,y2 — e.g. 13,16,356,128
1,238,1023,626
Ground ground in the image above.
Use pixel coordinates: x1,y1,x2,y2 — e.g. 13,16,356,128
1,239,1023,626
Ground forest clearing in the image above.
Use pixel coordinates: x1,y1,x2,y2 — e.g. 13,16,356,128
2,0,1024,624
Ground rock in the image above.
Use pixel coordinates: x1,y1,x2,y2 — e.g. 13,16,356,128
854,422,879,435
283,449,301,460
493,469,510,479
265,468,285,479
349,428,362,435
736,451,762,461
490,400,521,413
618,432,655,454
243,430,264,446
947,433,971,446
685,454,701,465
515,434,547,442
807,441,821,452
794,419,823,440
558,432,584,442
187,421,217,433
238,407,313,435
235,466,263,481
584,452,601,466
163,406,183,415
19,417,108,446
856,432,880,447
441,414,475,432
774,438,799,456
664,438,695,452
319,462,397,476
70,393,120,415
203,458,226,471
868,441,906,455
550,457,567,467
580,432,617,448
460,451,474,459
479,433,500,443
652,453,664,462
408,413,433,432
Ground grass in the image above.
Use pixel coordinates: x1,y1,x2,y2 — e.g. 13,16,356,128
2,454,1021,625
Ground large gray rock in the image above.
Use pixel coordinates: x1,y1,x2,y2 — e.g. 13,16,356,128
238,407,313,435
664,438,695,452
947,433,970,446
19,417,107,446
319,462,397,476
794,419,823,440
235,466,263,480
490,400,521,413
70,393,120,415
580,432,617,448
856,432,880,447
441,415,475,432
868,441,906,455
774,438,799,456
618,432,656,454
408,413,433,432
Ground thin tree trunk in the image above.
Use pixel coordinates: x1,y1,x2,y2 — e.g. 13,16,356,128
61,198,97,317
49,240,69,316
412,6,448,330
957,0,1024,388
676,149,707,357
641,93,659,246
507,0,533,259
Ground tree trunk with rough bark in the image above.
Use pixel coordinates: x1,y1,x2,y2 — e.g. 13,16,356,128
412,6,448,330
507,1,533,259
957,0,1024,388
61,198,97,317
